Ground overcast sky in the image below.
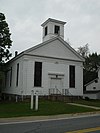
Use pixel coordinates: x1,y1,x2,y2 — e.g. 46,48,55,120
1,0,100,56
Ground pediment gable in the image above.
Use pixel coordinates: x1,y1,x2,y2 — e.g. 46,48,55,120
25,37,84,62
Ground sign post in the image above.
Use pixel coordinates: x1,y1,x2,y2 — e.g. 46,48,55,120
31,90,34,110
21,91,23,102
15,95,18,102
35,91,39,111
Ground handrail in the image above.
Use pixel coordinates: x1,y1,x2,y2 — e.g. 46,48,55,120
49,88,74,103
49,88,73,96
64,89,73,96
56,88,62,95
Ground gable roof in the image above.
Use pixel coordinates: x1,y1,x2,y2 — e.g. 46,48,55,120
84,77,99,87
7,36,85,64
24,36,85,62
41,18,66,27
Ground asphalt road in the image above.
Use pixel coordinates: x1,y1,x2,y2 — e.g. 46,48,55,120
0,115,100,133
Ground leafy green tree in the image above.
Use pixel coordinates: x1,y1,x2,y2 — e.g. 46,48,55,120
0,13,12,93
77,45,100,86
83,52,100,85
0,12,12,65
84,53,100,72
77,43,89,58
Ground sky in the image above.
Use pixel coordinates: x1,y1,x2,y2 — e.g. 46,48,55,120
1,0,100,57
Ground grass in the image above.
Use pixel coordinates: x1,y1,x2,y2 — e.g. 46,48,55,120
74,99,100,107
0,100,98,118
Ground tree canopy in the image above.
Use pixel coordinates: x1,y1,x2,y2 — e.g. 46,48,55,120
77,43,89,58
0,12,12,65
0,13,12,92
84,52,100,72
77,44,100,86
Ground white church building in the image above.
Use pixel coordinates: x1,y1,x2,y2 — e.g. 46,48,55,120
3,18,84,97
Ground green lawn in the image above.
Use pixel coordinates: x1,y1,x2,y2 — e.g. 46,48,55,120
74,99,100,107
0,100,98,118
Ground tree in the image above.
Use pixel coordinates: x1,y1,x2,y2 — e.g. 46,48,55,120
0,13,12,94
0,12,12,65
77,44,100,86
77,43,89,58
83,52,100,86
84,52,100,72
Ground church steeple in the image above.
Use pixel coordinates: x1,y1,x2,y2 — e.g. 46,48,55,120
41,18,66,42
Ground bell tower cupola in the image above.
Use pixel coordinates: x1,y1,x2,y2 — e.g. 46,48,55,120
41,18,66,42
